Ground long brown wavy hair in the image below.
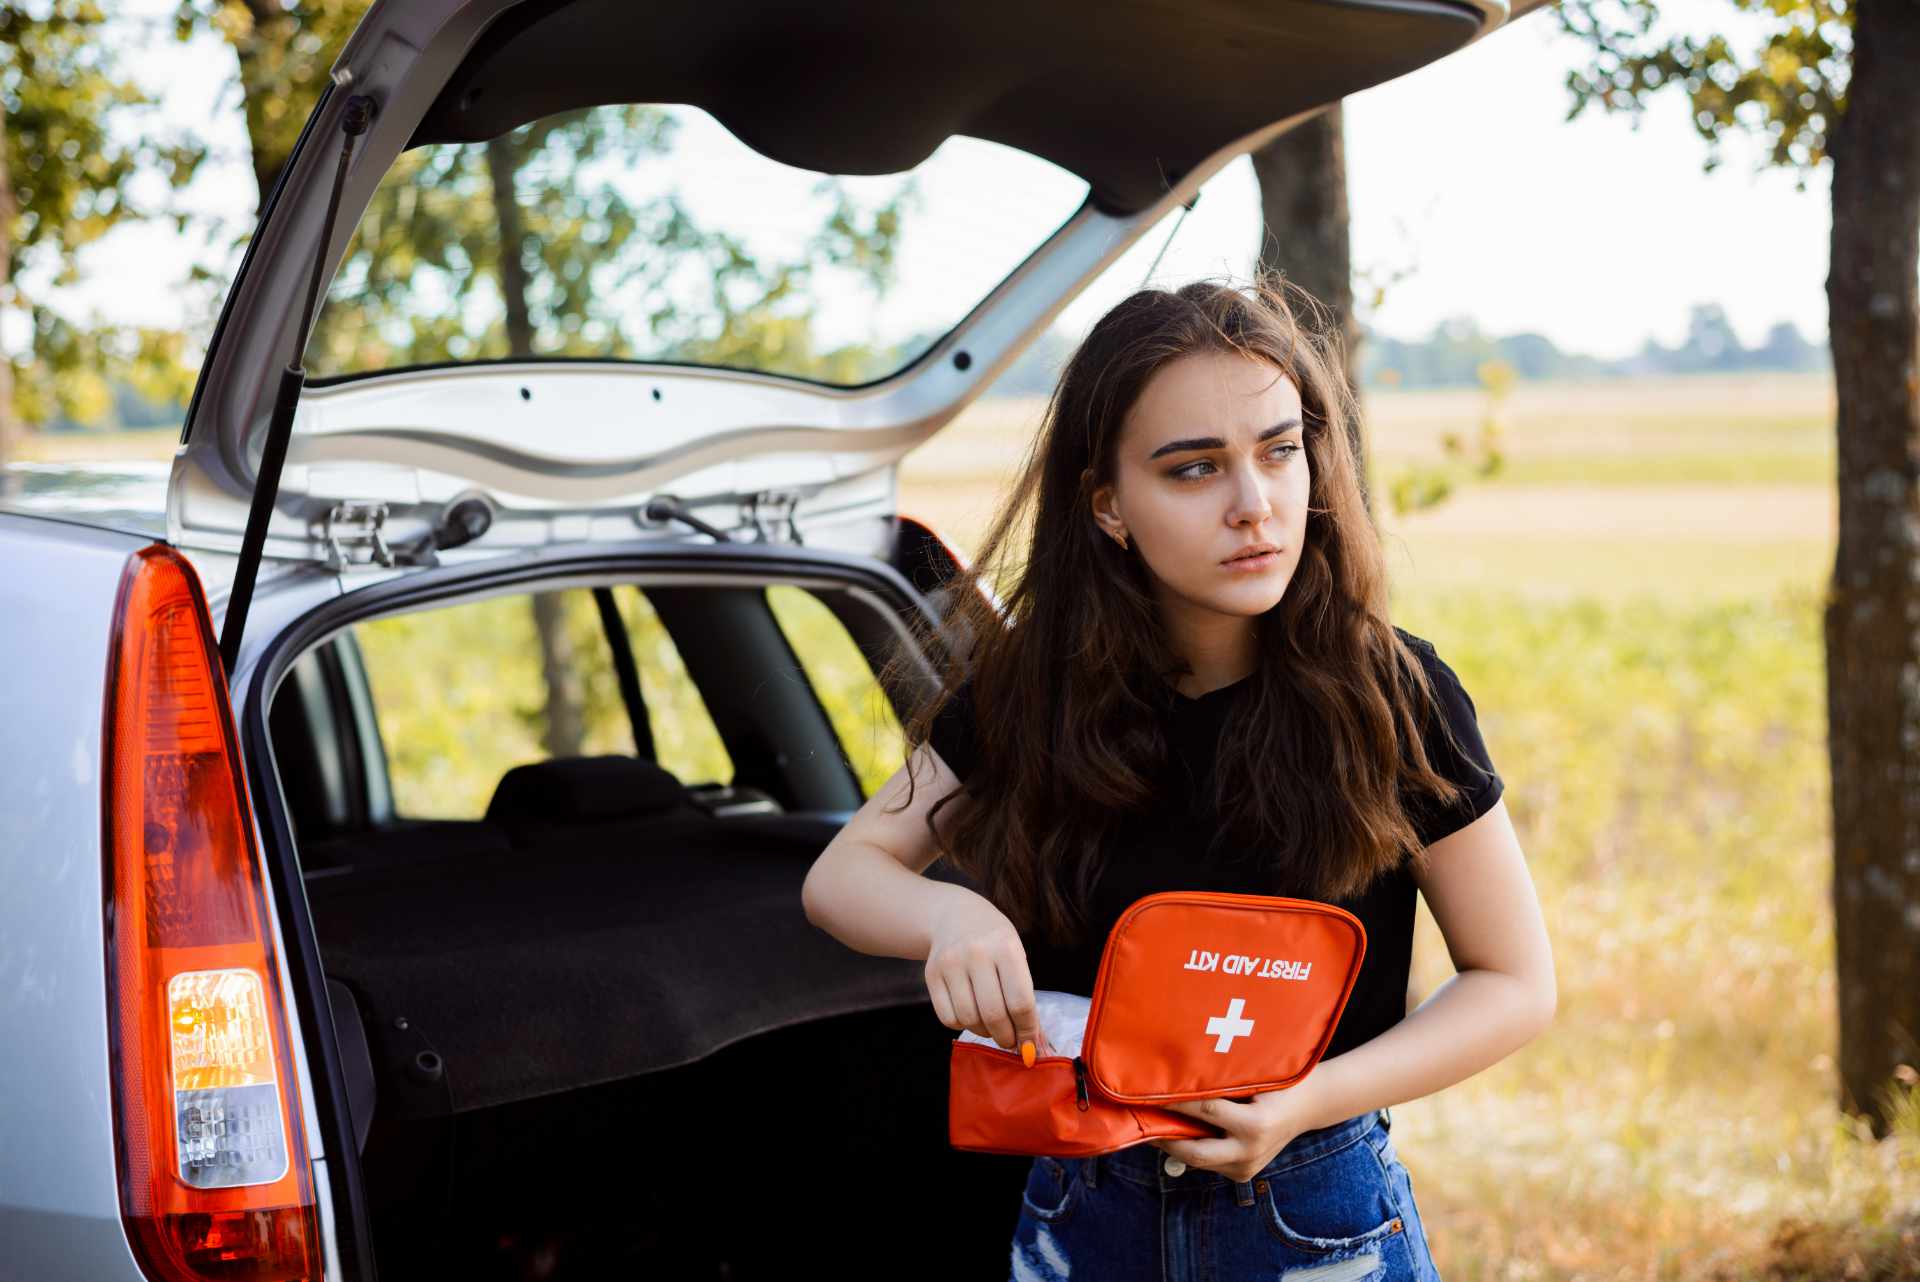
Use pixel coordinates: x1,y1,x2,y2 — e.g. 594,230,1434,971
884,274,1474,949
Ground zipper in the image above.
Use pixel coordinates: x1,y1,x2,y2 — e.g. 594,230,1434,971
1073,1055,1090,1111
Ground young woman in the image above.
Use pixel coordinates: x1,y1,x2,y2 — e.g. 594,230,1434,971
800,277,1555,1281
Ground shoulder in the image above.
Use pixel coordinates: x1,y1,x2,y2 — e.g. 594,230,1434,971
1389,626,1504,843
1392,626,1477,711
1391,624,1440,667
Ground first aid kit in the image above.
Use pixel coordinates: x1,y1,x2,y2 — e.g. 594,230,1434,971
947,889,1366,1158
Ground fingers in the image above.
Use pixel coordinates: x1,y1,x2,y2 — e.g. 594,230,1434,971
927,972,958,1031
995,956,1040,1053
924,914,1039,1051
1154,1134,1240,1172
970,958,1019,1048
945,971,985,1038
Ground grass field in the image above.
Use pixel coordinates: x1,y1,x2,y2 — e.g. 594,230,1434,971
899,371,1837,608
902,371,1920,1281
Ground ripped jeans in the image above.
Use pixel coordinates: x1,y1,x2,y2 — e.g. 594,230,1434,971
1007,1107,1440,1282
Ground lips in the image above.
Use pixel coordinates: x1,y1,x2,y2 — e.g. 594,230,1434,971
1222,544,1280,563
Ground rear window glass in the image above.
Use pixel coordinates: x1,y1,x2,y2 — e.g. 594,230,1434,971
309,102,1089,387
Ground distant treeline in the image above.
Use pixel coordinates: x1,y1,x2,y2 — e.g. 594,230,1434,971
44,302,1829,430
984,302,1829,397
1359,303,1828,389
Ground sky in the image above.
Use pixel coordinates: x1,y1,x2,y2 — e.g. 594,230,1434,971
21,0,1836,369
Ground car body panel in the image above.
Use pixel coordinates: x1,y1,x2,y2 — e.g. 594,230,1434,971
0,515,161,1280
0,511,337,1279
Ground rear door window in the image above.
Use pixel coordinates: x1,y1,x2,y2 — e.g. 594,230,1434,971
352,586,730,819
763,584,905,796
605,586,735,788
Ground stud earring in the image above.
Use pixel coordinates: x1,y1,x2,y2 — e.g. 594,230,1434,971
1114,530,1129,551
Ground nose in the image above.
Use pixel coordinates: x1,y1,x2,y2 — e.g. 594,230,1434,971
1226,461,1273,527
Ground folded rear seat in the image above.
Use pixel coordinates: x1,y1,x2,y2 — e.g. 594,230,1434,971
303,755,934,1113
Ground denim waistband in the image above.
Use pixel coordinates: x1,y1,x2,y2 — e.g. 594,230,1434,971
1085,1105,1390,1192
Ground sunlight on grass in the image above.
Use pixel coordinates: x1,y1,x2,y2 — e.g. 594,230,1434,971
1366,587,1918,1280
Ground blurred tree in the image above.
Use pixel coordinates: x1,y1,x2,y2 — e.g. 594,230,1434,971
172,0,365,203
1558,0,1920,1137
0,2,204,471
1252,107,1371,520
1678,300,1742,368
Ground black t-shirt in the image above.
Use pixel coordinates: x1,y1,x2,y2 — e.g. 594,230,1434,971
923,626,1505,1063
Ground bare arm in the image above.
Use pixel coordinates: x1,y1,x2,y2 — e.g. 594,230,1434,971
1290,797,1557,1129
800,743,977,960
1151,797,1555,1178
801,744,1047,1054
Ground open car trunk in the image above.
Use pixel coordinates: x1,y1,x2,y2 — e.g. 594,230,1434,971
262,557,1026,1278
304,814,1021,1276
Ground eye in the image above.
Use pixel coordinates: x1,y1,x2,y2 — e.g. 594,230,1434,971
1167,442,1299,480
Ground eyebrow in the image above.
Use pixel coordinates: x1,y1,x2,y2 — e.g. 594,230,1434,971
1146,418,1303,462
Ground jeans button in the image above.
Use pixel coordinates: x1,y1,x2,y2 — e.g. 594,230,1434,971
1163,1154,1186,1176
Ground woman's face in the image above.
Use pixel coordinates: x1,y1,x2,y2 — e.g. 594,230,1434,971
1091,349,1311,624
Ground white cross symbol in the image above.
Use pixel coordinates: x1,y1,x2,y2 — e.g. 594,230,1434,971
1205,997,1256,1053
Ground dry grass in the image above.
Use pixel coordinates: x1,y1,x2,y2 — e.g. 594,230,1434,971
902,371,1920,1280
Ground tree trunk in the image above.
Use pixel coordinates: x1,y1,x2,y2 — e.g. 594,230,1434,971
1251,104,1371,521
237,0,298,204
0,88,23,486
532,591,588,758
1824,0,1920,1138
486,136,586,756
486,137,536,357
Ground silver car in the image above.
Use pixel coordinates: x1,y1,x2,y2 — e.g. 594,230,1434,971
0,0,1533,1276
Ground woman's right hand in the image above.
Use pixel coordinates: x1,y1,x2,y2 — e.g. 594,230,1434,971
926,890,1051,1057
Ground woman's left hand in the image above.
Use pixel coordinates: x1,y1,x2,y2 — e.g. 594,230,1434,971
1147,1075,1323,1184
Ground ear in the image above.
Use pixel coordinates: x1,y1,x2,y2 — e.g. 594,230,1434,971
1086,474,1126,543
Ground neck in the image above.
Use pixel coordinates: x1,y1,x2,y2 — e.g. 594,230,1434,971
1156,590,1258,698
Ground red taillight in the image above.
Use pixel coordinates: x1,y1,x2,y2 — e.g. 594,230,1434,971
103,544,322,1281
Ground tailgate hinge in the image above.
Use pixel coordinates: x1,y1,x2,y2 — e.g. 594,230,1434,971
739,489,805,545
322,500,397,570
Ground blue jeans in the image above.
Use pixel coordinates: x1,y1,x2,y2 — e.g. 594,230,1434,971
1007,1107,1440,1282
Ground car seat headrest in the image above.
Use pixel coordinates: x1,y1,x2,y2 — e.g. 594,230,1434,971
485,755,691,826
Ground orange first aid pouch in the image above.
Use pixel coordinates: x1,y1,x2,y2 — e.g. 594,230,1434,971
947,890,1366,1158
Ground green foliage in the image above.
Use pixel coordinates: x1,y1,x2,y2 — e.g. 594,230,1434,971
310,103,920,381
1556,0,1851,179
349,584,903,820
610,586,734,788
1384,357,1511,517
353,587,747,820
1386,584,1920,1270
172,0,368,195
765,585,906,796
0,1,205,433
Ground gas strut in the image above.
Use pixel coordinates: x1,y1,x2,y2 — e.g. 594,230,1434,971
218,92,376,678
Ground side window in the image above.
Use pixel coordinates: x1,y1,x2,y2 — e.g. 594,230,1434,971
764,584,905,796
353,587,726,820
609,586,734,787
